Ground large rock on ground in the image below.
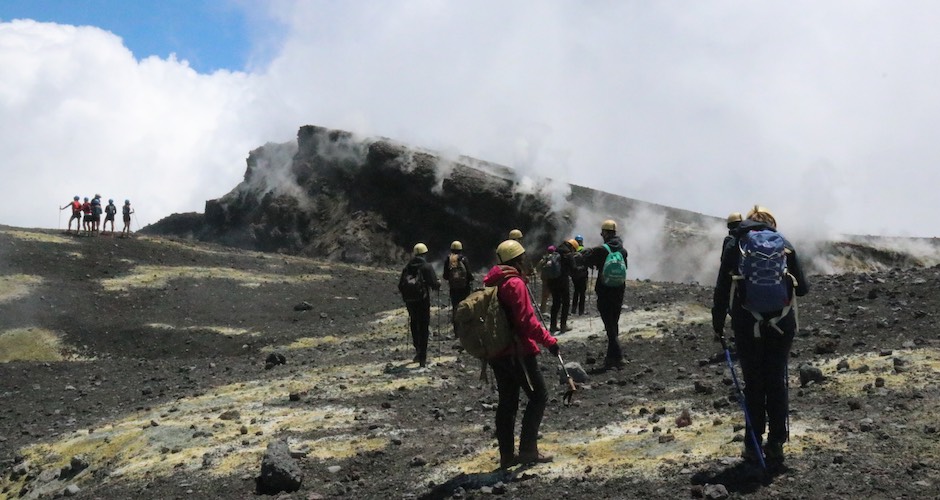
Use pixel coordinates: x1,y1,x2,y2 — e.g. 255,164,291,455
256,440,303,494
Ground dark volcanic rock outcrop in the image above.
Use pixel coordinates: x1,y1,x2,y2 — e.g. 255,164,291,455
143,125,940,282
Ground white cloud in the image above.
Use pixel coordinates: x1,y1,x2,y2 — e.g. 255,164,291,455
3,1,940,237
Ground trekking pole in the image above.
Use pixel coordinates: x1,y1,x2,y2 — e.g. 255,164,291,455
719,334,767,471
557,353,577,406
57,207,62,230
437,289,442,357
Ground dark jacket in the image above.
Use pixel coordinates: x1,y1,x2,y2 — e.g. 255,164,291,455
582,235,629,294
554,241,575,279
442,252,473,288
712,220,810,329
399,255,441,301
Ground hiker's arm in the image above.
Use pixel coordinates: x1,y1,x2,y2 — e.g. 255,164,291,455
711,243,737,333
582,246,605,270
424,264,441,291
503,279,556,348
787,248,810,297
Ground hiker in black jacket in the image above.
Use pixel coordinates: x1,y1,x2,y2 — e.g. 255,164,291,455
721,212,743,261
398,243,441,367
548,241,574,332
712,206,809,467
570,236,589,315
442,240,473,315
581,220,628,370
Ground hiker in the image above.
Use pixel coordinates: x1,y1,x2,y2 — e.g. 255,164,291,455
60,196,82,233
103,199,117,234
547,239,576,332
443,240,474,316
712,206,809,467
484,239,559,468
534,246,556,311
570,235,589,316
721,212,743,261
581,220,629,370
397,243,441,367
91,194,103,234
81,197,92,234
508,229,523,241
121,200,134,237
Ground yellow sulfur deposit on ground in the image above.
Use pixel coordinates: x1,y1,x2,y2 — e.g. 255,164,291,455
100,265,331,291
0,274,43,304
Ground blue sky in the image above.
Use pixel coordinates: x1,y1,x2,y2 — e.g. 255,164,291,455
3,1,940,243
0,0,253,72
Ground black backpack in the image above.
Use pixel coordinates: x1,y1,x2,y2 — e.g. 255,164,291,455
570,251,588,278
541,253,562,280
398,266,428,303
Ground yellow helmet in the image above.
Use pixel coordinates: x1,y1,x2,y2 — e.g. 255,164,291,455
727,212,743,223
508,229,523,240
567,239,579,251
413,243,429,256
496,239,526,264
601,219,617,231
746,205,777,229
450,240,463,251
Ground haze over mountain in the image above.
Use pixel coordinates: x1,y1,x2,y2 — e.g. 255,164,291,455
5,3,940,237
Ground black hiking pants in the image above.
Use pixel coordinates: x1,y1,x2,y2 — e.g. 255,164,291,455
571,276,588,315
548,278,570,329
405,299,431,362
597,287,625,365
732,311,796,449
489,354,548,463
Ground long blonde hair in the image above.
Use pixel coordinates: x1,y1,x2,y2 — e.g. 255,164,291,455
746,205,777,229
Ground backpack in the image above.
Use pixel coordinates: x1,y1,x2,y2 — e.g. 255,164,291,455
398,266,428,303
92,204,102,216
737,229,790,313
541,253,562,280
570,251,588,278
105,204,117,216
453,282,515,359
600,244,627,287
447,254,469,289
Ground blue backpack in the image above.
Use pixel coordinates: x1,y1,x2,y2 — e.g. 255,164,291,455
600,244,627,287
737,229,790,313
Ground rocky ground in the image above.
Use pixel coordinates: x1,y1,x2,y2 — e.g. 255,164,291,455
1,225,939,499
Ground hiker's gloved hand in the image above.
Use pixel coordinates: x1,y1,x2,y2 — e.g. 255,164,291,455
548,343,560,357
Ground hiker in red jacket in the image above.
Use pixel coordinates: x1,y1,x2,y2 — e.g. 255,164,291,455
483,239,559,469
60,196,82,233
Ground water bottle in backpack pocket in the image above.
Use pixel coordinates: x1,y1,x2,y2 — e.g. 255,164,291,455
737,229,791,313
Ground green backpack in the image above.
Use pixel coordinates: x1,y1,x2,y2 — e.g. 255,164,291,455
454,283,514,359
601,244,627,287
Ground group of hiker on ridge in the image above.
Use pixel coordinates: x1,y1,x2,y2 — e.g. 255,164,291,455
60,195,134,236
398,206,811,473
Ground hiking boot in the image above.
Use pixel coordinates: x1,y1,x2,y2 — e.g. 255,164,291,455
560,322,569,333
741,444,763,464
603,359,625,371
550,323,559,333
764,442,784,465
498,454,517,469
517,451,553,465
412,354,421,363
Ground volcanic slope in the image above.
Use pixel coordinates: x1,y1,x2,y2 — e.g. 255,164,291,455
1,226,940,499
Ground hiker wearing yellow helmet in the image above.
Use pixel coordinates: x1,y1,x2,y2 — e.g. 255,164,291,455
443,240,474,317
397,242,441,367
580,219,629,370
484,239,559,468
721,212,744,261
712,205,809,468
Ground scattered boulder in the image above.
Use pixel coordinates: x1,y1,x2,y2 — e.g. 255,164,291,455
265,352,287,370
560,362,589,384
694,381,714,395
294,301,314,311
814,339,838,355
257,440,303,494
799,364,826,387
219,410,241,421
704,483,729,499
675,409,692,428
